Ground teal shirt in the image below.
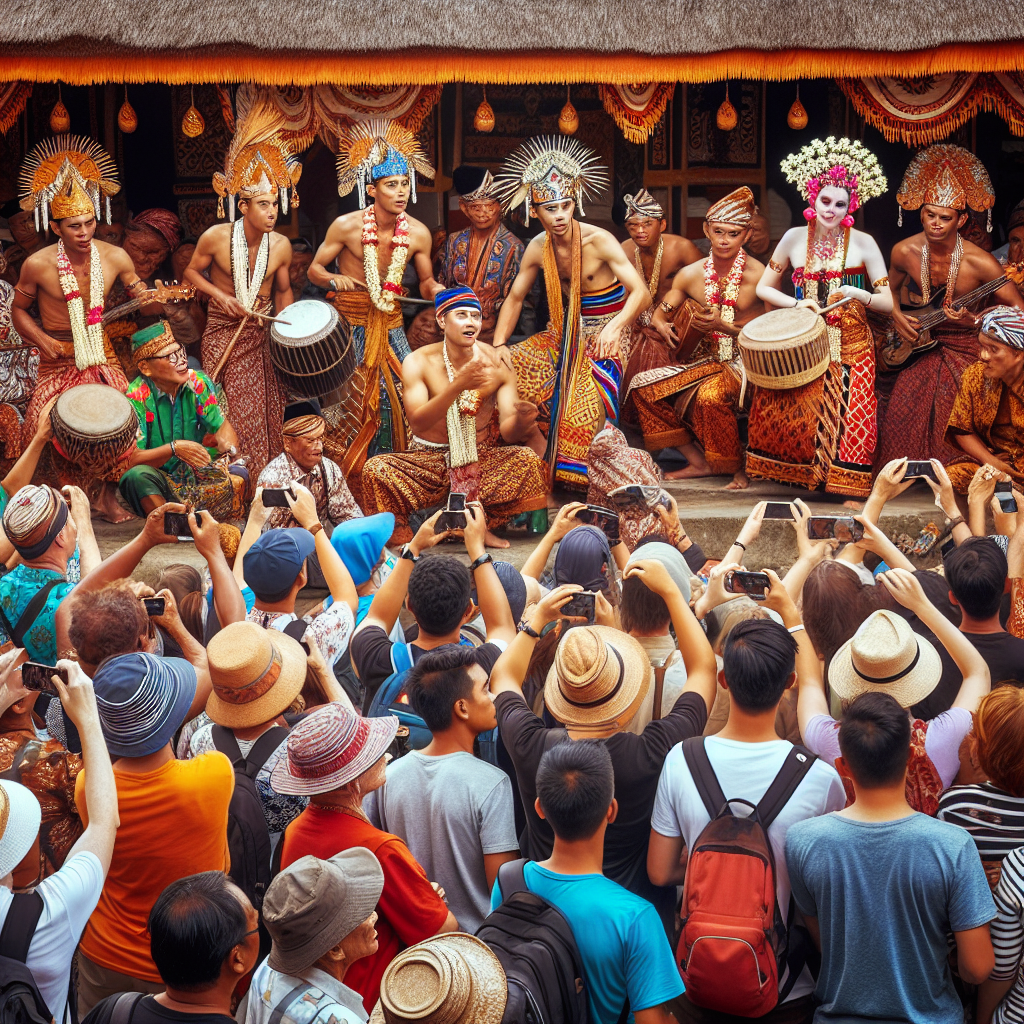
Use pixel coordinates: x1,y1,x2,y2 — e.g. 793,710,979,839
126,369,226,474
0,564,75,664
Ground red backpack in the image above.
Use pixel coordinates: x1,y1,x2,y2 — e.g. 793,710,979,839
676,738,817,1018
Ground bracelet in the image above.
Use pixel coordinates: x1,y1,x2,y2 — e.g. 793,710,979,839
400,543,419,563
521,623,542,639
308,522,324,538
947,515,965,530
170,439,177,458
787,624,806,635
659,300,678,315
469,553,493,571
733,540,747,551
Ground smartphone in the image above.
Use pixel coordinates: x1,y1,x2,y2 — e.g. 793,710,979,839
940,536,957,558
807,516,865,543
724,570,771,600
261,487,294,508
142,597,166,617
607,484,672,513
22,661,68,693
905,461,938,481
574,505,621,542
561,591,597,624
996,480,1018,513
163,510,195,537
435,493,469,534
762,502,794,520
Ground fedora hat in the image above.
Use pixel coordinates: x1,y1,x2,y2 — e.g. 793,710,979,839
206,621,307,729
828,610,942,709
544,625,650,731
370,933,506,1024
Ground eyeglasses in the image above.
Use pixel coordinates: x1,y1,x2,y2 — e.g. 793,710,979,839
151,347,188,366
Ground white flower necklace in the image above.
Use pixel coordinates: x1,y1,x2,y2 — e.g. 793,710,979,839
442,339,481,468
362,206,410,313
633,236,664,326
704,249,746,361
230,218,270,313
56,240,106,370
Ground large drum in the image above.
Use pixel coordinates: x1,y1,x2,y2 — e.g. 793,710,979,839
270,299,355,398
51,384,138,481
738,307,831,390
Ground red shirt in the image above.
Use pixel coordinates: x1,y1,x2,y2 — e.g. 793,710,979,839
280,804,449,1012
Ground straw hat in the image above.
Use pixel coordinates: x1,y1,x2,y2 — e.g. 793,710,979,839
544,626,650,731
0,780,42,880
828,610,942,709
206,621,307,729
369,933,506,1024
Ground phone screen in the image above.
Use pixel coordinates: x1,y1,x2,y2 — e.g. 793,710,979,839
163,511,194,537
725,571,771,600
807,516,865,542
22,662,67,693
448,493,467,512
142,597,166,617
996,481,1018,513
763,502,794,520
562,592,597,623
261,488,293,508
905,461,937,481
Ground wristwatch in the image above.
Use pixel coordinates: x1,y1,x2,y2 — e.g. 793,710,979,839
469,553,493,571
521,623,542,639
308,523,324,538
400,543,420,563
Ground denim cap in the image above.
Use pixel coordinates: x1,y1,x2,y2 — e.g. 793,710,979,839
330,513,395,586
471,561,527,625
554,525,613,592
244,528,317,600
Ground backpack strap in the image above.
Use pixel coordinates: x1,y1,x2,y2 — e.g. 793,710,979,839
210,724,243,764
681,737,728,819
109,991,145,1024
0,891,44,962
495,858,529,902
651,663,668,722
211,725,288,779
0,578,64,649
755,745,818,830
268,980,311,1024
389,642,415,675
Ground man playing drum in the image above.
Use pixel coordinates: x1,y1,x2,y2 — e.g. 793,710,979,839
308,119,443,502
186,128,297,477
362,286,548,548
630,187,764,489
119,321,246,519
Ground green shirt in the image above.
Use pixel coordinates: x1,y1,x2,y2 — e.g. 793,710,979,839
126,369,226,473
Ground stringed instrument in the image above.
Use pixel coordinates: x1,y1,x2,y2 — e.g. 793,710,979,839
101,280,196,325
878,274,1007,371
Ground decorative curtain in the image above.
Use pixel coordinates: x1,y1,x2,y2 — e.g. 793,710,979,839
838,73,1024,146
598,83,675,144
0,81,32,134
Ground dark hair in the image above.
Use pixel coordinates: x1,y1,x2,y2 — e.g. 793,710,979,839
69,581,149,668
633,533,673,550
802,561,877,688
721,618,798,712
156,564,202,606
945,537,1007,619
536,739,614,842
178,590,206,645
620,574,670,634
149,871,248,991
405,646,478,732
838,692,911,788
407,555,471,637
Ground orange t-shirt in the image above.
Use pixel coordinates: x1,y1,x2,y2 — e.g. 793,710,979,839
75,752,234,981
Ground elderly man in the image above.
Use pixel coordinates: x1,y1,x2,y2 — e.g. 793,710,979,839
946,306,1024,492
118,321,246,519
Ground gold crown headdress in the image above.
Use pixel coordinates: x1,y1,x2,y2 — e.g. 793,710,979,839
19,135,120,231
495,135,609,221
896,143,994,229
781,136,887,225
336,118,435,209
213,97,301,221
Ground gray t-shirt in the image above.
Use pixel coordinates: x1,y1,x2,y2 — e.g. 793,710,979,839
786,812,996,1023
366,750,517,932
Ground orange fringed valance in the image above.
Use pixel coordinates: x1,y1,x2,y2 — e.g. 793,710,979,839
599,83,675,144
0,81,32,133
839,72,1024,146
2,41,1024,86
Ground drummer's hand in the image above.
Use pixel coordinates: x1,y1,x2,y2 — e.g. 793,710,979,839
144,502,188,547
35,333,63,361
795,298,823,314
174,440,211,469
332,276,366,293
285,482,320,532
654,317,679,346
35,396,59,443
213,291,249,320
839,284,873,305
61,486,91,526
595,322,622,361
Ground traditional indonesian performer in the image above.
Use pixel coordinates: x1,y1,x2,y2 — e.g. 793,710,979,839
186,111,297,477
877,144,1024,468
492,136,660,497
944,306,1024,491
628,187,764,489
750,137,892,499
11,135,145,518
362,285,548,548
118,321,246,519
308,119,443,502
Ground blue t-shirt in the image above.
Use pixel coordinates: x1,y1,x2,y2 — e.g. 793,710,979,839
786,812,996,1023
490,863,683,1023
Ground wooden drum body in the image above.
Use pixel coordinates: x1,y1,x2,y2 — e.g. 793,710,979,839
51,383,138,481
738,307,831,390
270,299,356,398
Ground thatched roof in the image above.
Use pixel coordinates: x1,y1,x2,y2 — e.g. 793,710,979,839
4,0,1024,84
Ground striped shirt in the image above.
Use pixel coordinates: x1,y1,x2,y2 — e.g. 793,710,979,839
937,783,1024,867
990,846,1024,1023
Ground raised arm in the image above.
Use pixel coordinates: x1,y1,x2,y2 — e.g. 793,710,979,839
839,234,893,314
286,483,357,615
308,218,354,291
410,223,443,300
492,241,542,348
64,486,101,576
463,503,516,644
2,397,56,499
190,510,246,627
150,588,213,722
234,488,271,588
520,501,586,581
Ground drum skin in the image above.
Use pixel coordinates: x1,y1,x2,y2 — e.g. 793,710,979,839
51,383,138,480
270,299,356,398
738,307,830,390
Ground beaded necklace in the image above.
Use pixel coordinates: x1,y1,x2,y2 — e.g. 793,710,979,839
920,235,963,309
633,237,664,326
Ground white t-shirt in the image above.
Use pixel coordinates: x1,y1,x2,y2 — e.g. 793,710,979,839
0,852,105,1023
651,737,846,1002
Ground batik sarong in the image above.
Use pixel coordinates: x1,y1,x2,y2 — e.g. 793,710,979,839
118,461,245,520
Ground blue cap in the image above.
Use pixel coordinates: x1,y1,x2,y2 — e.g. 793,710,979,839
371,146,409,182
92,653,197,758
244,528,317,601
330,513,394,586
471,560,528,625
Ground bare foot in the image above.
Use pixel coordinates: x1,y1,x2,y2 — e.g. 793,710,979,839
92,484,134,524
724,471,750,490
484,529,511,549
665,463,715,480
842,499,863,511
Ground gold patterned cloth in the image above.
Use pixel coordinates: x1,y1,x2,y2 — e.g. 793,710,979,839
944,360,1024,493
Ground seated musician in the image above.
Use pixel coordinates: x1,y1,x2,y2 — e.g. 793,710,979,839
945,306,1024,492
630,187,764,489
361,286,548,549
118,321,247,519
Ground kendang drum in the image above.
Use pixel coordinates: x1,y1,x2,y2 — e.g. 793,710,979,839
51,384,138,481
738,307,831,390
270,299,355,398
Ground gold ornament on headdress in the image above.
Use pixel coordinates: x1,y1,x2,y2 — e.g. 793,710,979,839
495,135,608,222
118,87,137,134
706,186,756,226
474,86,495,134
559,87,579,136
896,143,994,229
336,118,434,209
19,134,120,230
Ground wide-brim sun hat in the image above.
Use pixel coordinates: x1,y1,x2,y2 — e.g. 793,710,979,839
271,702,398,796
0,780,42,880
206,621,307,729
370,933,507,1024
828,609,942,709
544,625,651,731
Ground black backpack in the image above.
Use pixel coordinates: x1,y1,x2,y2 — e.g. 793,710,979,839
211,724,289,912
0,891,51,1024
476,859,590,1024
